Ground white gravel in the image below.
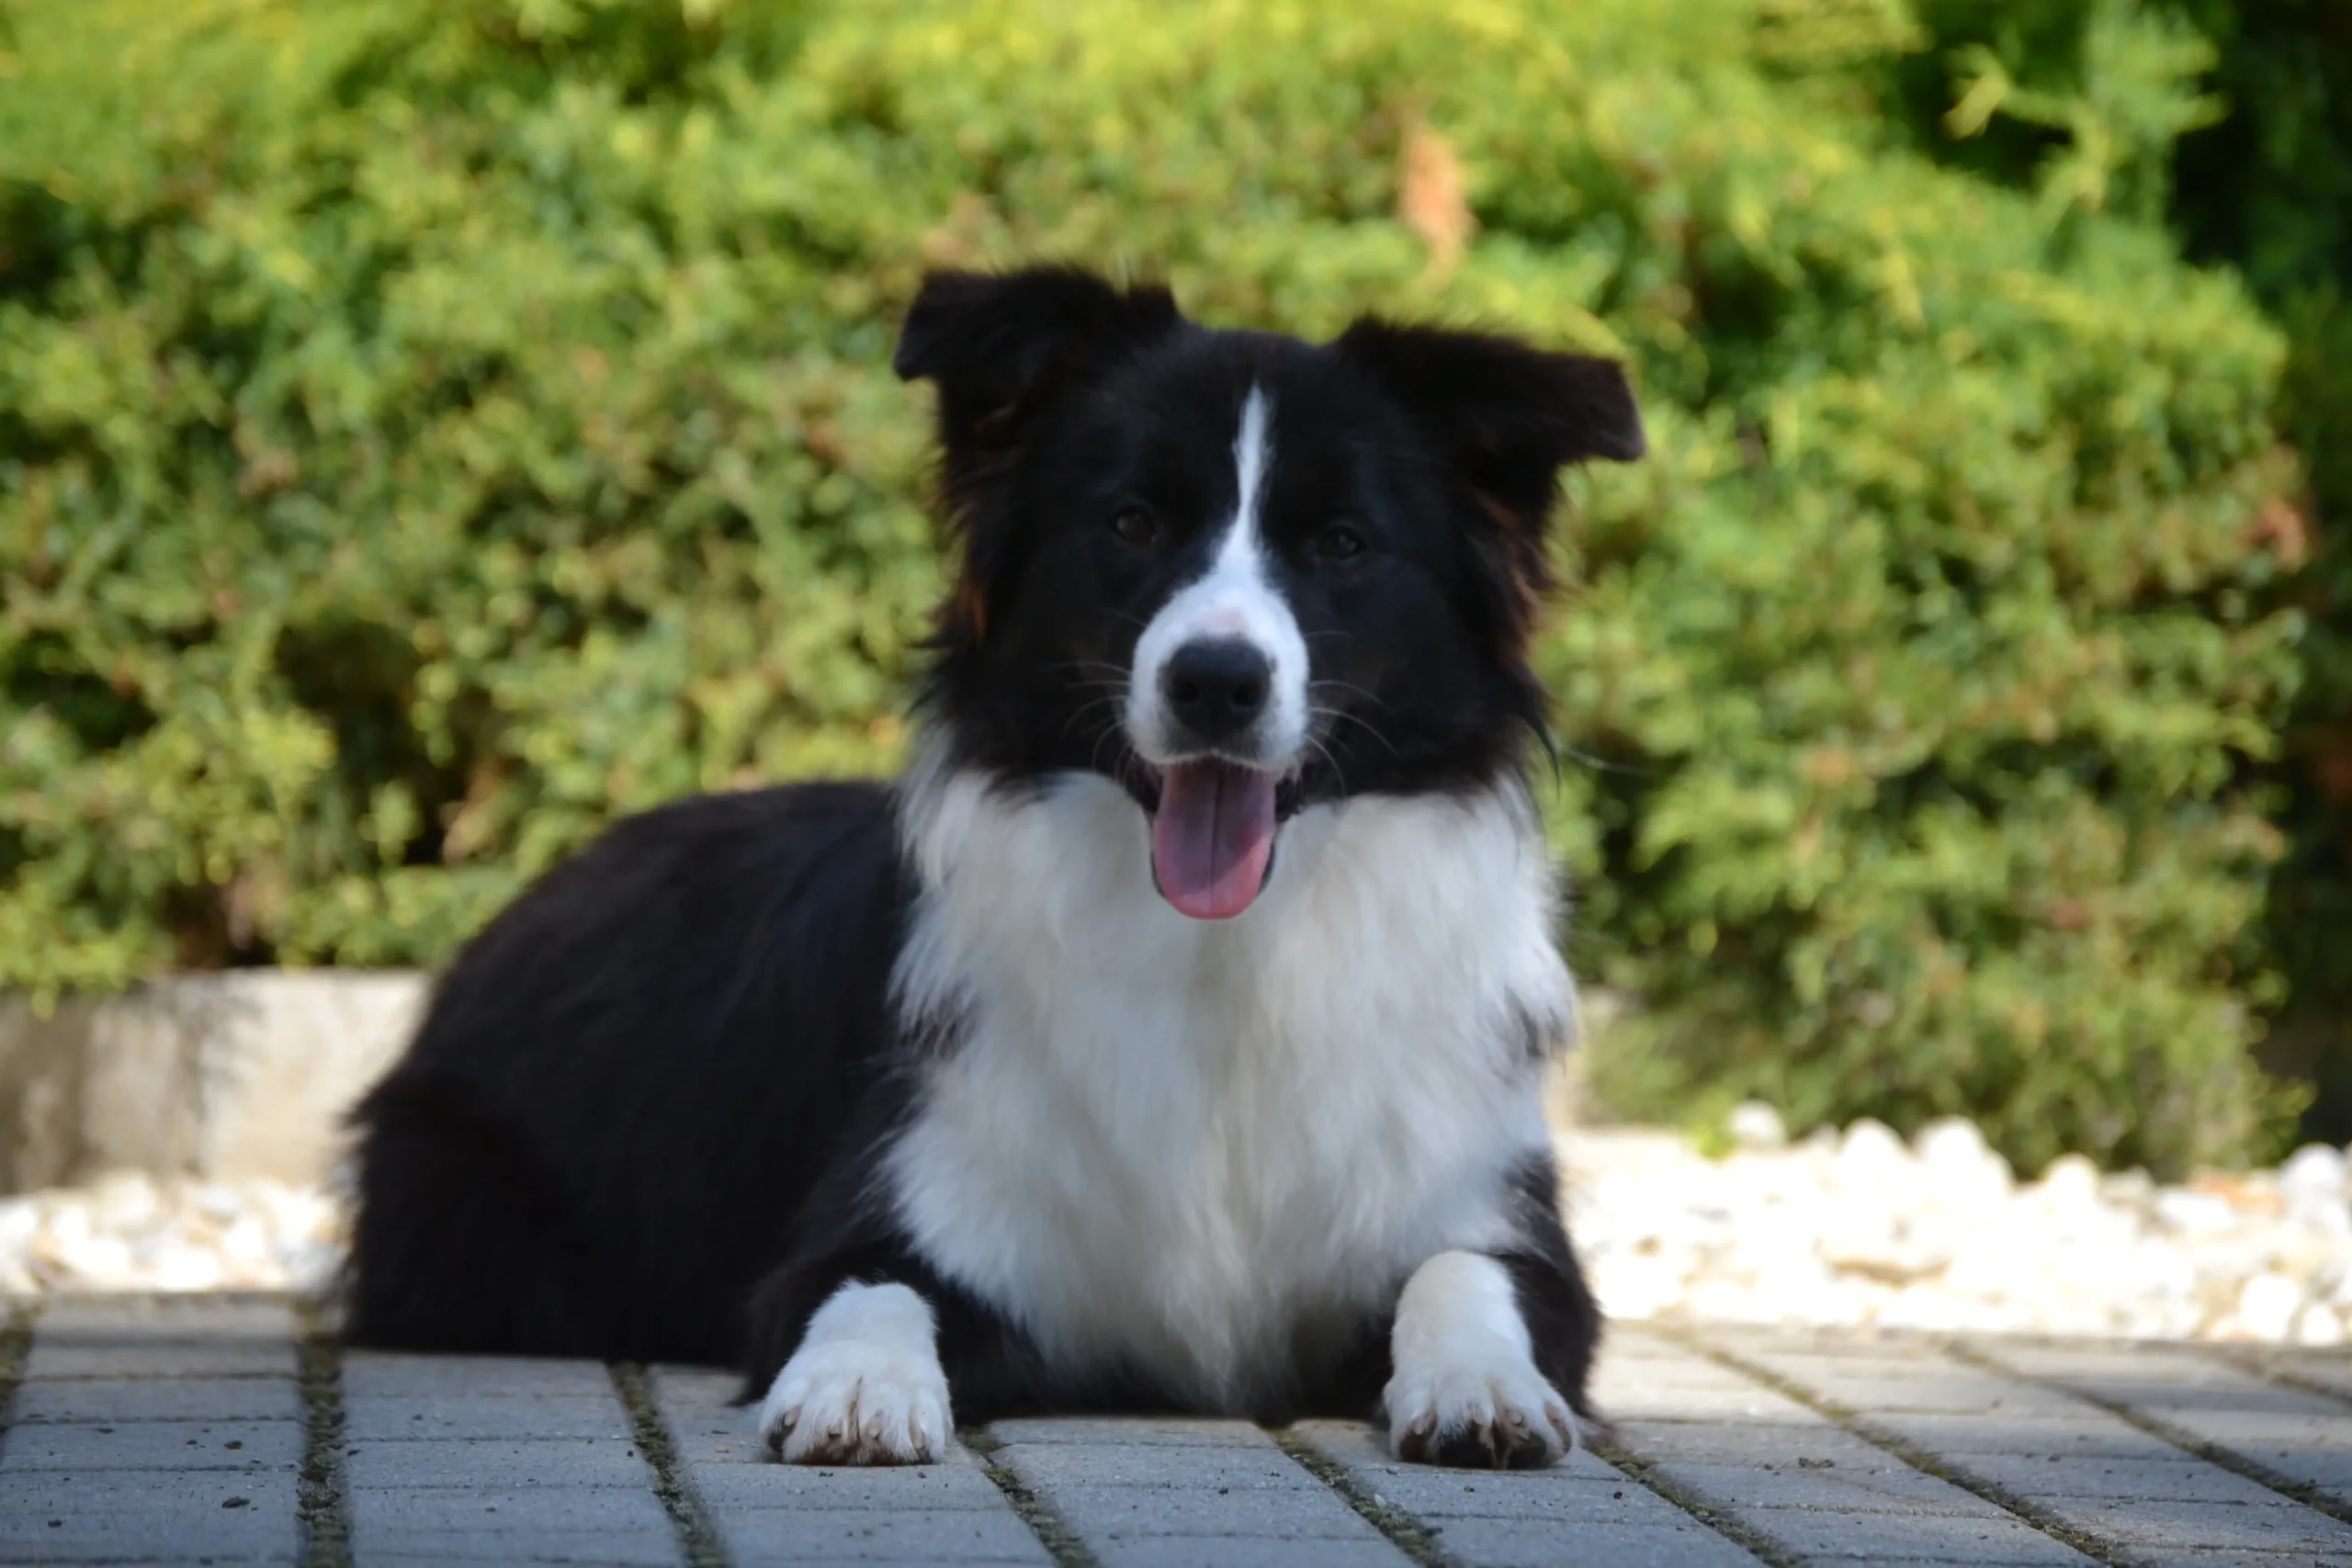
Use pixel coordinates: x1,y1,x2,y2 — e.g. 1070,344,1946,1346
5,1114,2349,1348
0,1174,345,1300
1564,1110,2352,1346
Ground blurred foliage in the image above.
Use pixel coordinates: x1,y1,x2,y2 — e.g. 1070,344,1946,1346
2168,0,2352,1136
0,0,2317,1172
1874,0,2352,1138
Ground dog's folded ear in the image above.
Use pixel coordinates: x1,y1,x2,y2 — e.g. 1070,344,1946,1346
1337,320,1645,656
895,267,1184,452
1333,320,1645,529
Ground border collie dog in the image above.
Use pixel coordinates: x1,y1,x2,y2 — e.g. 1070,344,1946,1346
345,265,1646,1470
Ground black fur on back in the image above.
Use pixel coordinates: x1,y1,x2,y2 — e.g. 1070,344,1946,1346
345,784,910,1366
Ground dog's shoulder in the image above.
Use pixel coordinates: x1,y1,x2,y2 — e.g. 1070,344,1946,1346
379,780,911,1099
459,781,900,961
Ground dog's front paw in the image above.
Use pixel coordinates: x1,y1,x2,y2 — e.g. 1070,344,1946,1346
1384,1250,1578,1470
1384,1354,1575,1470
755,1281,953,1465
758,1339,953,1464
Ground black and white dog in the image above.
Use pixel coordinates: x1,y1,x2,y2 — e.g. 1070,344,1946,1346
345,265,1646,1470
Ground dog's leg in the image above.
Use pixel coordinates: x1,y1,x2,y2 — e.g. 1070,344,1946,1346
1383,1250,1579,1469
754,1280,955,1465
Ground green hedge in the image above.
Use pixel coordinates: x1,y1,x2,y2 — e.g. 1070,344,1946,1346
1870,0,2352,1137
2166,0,2352,1135
0,0,2312,1172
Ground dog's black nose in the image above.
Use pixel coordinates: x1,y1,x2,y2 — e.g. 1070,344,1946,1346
1163,638,1272,743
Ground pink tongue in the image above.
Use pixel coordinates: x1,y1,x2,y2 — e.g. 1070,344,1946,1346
1151,761,1277,920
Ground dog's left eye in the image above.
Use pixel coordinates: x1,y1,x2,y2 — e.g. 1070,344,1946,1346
1314,523,1367,563
1109,505,1159,547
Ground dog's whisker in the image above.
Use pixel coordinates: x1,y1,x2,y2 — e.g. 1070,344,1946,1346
1309,677,1389,712
1311,703,1402,759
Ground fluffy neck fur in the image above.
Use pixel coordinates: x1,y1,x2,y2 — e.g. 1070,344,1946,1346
881,740,1576,1408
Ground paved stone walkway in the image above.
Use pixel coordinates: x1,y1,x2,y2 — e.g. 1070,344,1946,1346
3,1297,2349,1566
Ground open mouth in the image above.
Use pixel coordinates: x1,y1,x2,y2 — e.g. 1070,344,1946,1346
1132,759,1306,921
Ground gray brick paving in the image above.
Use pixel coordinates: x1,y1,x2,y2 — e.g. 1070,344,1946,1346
989,1416,1409,1567
1860,1410,2187,1460
344,1391,647,1442
341,1351,623,1399
0,1471,300,1563
989,1415,1274,1446
348,1525,677,1564
1594,1326,2101,1565
340,1433,656,1488
0,1297,304,1565
652,1365,1052,1566
2042,1494,2352,1552
2,1414,300,1471
1723,1328,2352,1563
24,1297,299,1382
343,1349,680,1567
2259,1349,2352,1404
1725,1506,2088,1564
1935,1451,2311,1504
8,1373,303,1424
6,1302,2352,1566
2122,1553,2352,1568
1971,1338,2352,1514
1296,1416,1767,1566
1076,1537,1403,1568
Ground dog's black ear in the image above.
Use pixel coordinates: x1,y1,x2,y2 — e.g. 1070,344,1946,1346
1337,321,1645,660
1333,320,1645,527
895,267,1184,450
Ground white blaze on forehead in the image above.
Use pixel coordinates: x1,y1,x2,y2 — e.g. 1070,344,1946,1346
1125,384,1310,765
1229,382,1272,554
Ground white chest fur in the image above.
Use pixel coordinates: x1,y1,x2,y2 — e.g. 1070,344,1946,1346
883,761,1575,1410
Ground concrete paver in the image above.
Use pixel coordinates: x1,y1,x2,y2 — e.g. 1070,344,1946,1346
0,1296,304,1564
1,1415,300,1471
1724,1328,2352,1564
344,1434,656,1489
347,1525,677,1564
2041,1495,2352,1552
0,1470,300,1562
1726,1505,2087,1564
341,1352,625,1399
1078,1538,1405,1568
3,1299,2348,1566
989,1416,1285,1447
25,1297,300,1382
2257,1348,2352,1404
989,1416,1410,1568
652,1365,1052,1567
1296,1417,1766,1566
342,1349,680,1568
1970,1338,2352,1512
1939,1451,2314,1504
1594,1326,2101,1565
1862,1410,2187,1460
343,1392,647,1442
8,1373,302,1424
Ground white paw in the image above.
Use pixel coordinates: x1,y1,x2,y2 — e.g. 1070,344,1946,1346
1384,1352,1576,1469
758,1340,953,1465
1385,1251,1577,1470
755,1281,954,1466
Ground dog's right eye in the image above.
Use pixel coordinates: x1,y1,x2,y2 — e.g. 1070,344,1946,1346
1108,505,1159,547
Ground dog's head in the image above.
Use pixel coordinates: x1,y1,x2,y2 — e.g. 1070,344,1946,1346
898,265,1645,920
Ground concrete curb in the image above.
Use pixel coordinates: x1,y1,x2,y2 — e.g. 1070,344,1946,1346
0,970,1617,1201
0,972,429,1196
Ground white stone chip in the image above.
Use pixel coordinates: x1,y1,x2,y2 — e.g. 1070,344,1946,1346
1728,1100,1788,1149
1562,1117,2352,1346
6,1114,2351,1353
